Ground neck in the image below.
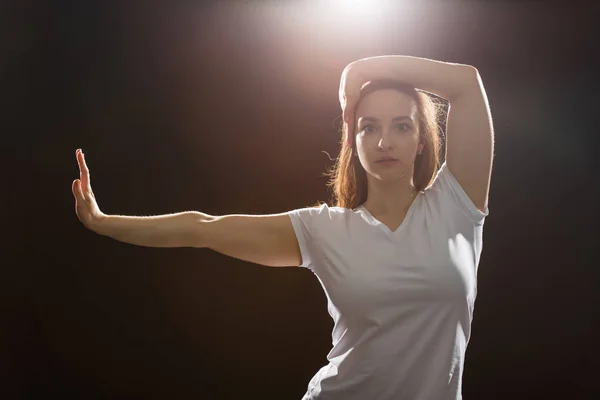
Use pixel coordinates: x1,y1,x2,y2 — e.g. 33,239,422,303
362,174,418,215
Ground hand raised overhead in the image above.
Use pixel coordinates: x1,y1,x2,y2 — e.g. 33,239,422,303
339,62,365,147
72,149,106,230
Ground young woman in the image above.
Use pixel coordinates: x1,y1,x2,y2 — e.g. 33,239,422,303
72,55,494,400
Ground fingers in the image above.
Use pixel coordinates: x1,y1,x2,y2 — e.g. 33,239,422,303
344,121,354,148
342,108,356,149
76,149,91,192
344,109,355,130
72,179,80,199
73,178,87,199
343,108,352,124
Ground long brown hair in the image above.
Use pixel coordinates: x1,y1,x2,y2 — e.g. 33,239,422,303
315,79,446,209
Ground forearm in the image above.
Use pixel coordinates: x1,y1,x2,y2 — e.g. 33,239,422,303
93,211,214,248
346,55,478,101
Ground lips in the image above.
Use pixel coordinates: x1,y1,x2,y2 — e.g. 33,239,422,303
377,158,398,162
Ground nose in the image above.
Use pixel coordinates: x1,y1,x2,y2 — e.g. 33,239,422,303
377,129,394,150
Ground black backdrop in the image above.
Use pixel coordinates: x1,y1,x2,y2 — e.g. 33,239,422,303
3,1,600,399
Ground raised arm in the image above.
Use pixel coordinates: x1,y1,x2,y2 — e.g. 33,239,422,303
340,55,494,212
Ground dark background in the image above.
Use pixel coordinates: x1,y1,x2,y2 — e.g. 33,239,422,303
3,0,599,399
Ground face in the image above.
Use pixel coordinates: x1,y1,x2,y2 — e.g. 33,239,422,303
354,89,423,181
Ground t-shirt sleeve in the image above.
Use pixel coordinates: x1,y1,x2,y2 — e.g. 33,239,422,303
285,203,327,269
430,162,489,225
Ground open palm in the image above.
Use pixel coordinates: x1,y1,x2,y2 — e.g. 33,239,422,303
72,149,105,230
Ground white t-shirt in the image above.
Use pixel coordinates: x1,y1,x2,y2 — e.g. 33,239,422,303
287,162,489,400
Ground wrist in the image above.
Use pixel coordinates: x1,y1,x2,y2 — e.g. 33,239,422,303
90,213,110,236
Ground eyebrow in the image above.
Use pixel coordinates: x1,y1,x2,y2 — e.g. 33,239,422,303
358,116,413,123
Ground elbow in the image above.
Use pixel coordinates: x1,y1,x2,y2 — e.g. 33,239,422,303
189,212,216,248
448,65,483,102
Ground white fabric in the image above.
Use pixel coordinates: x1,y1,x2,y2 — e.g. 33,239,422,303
287,162,488,400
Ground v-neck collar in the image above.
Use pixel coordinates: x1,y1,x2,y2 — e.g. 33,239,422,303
356,193,422,236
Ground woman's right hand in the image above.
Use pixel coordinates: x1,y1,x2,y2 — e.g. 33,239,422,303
72,149,106,231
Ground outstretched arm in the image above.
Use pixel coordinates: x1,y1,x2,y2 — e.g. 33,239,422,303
340,55,494,212
72,149,302,267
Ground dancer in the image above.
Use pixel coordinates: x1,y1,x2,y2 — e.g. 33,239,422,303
73,55,494,400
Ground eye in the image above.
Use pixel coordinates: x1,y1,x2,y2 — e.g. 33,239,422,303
395,123,411,132
361,124,377,133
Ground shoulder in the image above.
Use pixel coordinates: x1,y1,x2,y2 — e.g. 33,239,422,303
421,162,489,224
287,203,357,227
294,202,354,217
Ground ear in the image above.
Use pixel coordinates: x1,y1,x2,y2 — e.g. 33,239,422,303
418,143,424,154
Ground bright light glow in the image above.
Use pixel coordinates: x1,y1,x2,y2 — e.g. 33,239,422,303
320,0,390,20
338,0,374,13
200,1,423,103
